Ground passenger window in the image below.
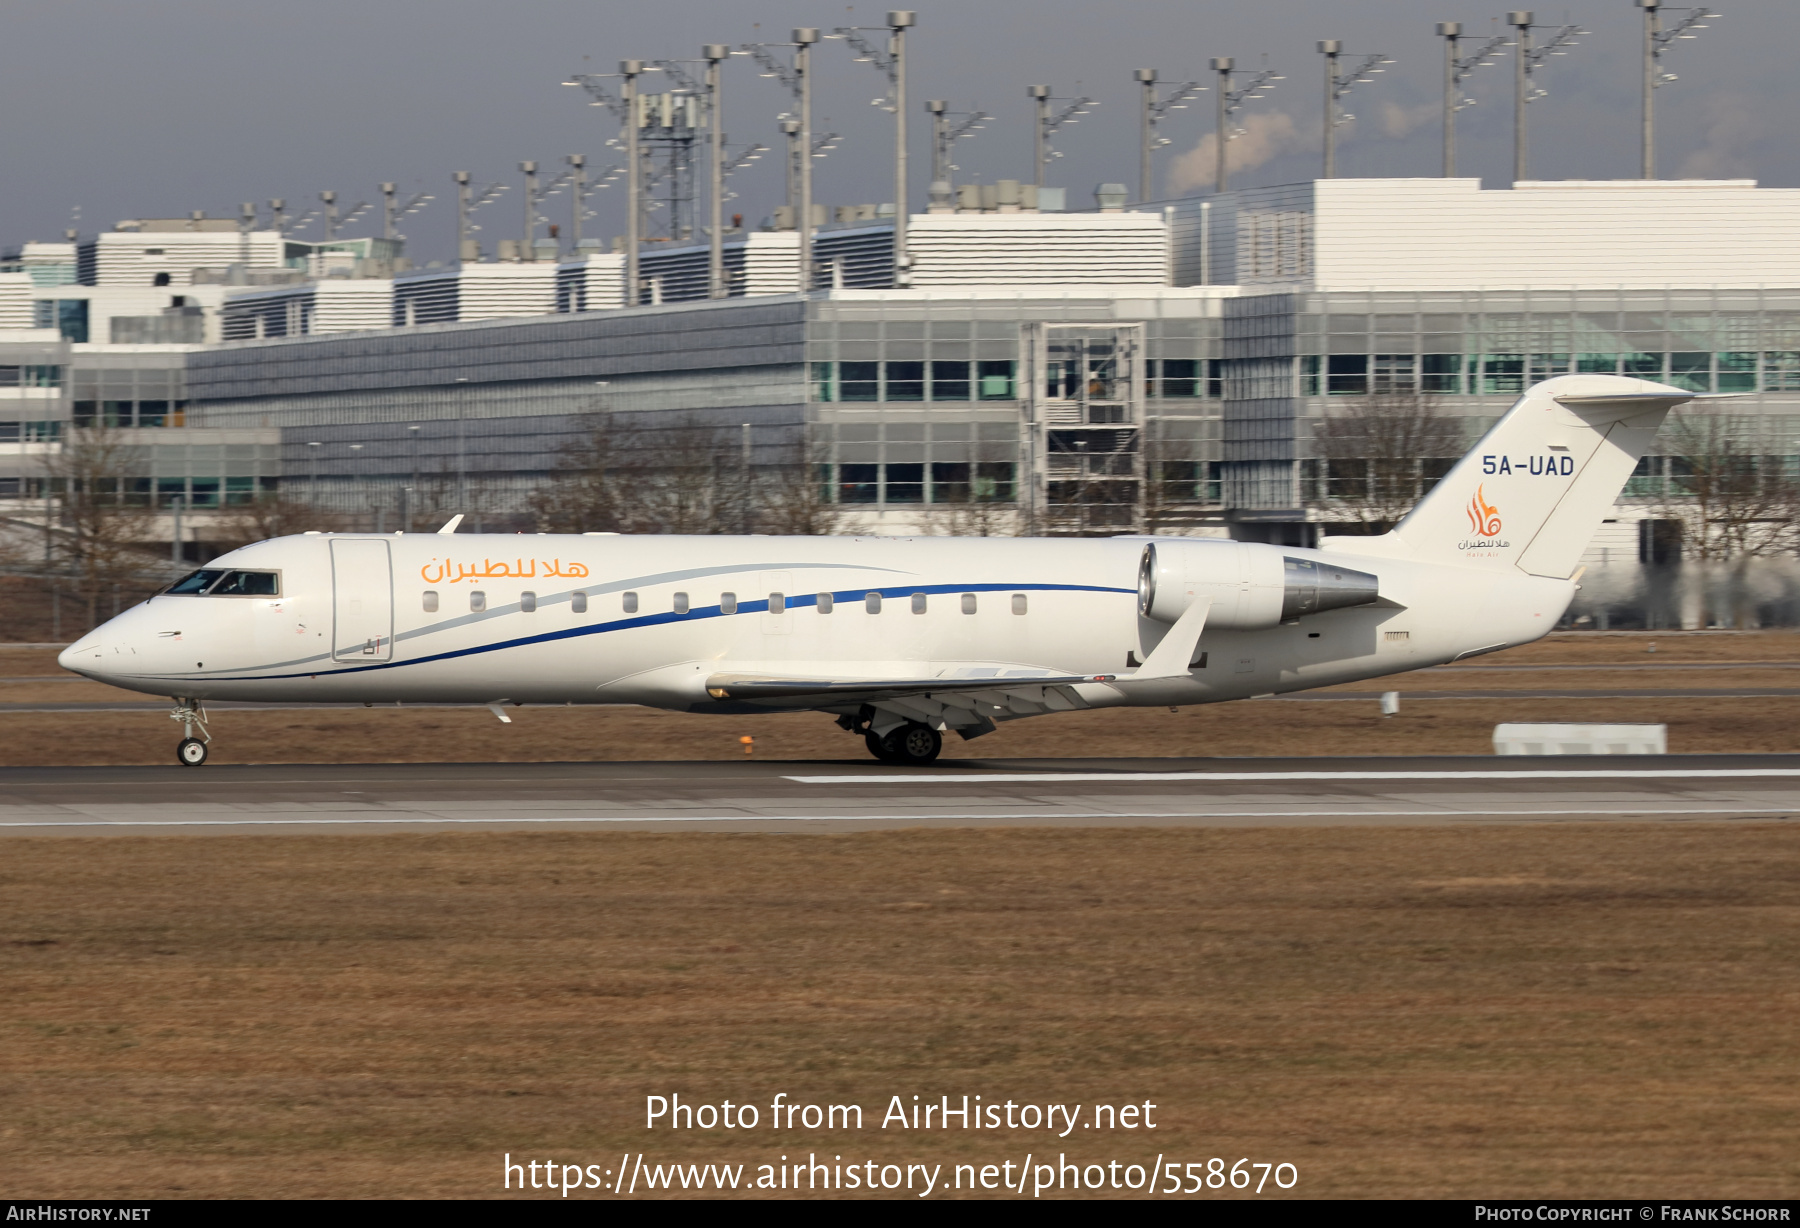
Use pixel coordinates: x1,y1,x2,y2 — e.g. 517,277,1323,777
622,591,638,614
571,591,588,614
1012,593,1028,615
520,591,537,613
817,592,834,613
470,590,486,612
673,591,690,614
720,592,737,614
865,592,882,614
422,590,439,613
911,592,928,614
769,592,785,614
961,593,977,615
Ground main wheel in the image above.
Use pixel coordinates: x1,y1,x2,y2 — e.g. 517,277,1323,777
890,722,942,765
865,730,899,762
177,737,208,767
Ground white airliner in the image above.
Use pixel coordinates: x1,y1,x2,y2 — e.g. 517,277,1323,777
60,374,1707,766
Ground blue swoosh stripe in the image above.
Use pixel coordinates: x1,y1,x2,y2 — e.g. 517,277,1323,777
192,582,1134,683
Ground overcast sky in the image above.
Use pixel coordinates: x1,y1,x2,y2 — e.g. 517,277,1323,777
3,0,1791,264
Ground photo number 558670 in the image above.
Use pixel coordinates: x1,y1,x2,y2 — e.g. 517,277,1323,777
1160,1158,1297,1194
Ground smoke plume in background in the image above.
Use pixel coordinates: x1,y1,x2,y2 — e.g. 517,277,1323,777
1679,93,1761,180
1167,112,1307,195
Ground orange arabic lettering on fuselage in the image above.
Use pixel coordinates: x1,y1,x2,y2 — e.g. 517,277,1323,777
419,558,591,583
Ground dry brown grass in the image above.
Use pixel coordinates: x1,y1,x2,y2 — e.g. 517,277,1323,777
6,629,1800,765
1456,629,1800,666
2,824,1798,1199
2,695,1800,766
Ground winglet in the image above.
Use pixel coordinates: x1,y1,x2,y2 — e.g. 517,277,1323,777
437,514,464,535
1132,597,1212,680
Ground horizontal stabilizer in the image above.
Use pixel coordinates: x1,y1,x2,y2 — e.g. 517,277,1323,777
1553,391,1743,414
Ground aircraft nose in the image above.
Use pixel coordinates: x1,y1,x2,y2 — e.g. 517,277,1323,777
58,636,106,675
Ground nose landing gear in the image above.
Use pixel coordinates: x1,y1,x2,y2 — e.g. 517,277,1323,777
170,699,211,767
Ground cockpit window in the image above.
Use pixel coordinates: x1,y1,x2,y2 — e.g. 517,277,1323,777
209,570,280,596
166,569,225,594
163,569,279,597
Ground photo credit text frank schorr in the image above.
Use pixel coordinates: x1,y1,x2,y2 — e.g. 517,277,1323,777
502,1091,1300,1197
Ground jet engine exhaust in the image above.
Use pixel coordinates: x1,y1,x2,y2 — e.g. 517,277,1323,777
1279,555,1381,621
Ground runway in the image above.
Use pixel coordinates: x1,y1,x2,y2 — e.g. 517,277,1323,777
1,754,1797,834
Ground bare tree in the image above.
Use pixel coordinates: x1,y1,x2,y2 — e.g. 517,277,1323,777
755,436,840,537
636,419,735,535
1654,413,1800,561
933,435,1022,536
1646,412,1800,628
210,497,353,551
1311,392,1465,533
43,424,161,626
1139,420,1213,535
531,413,847,537
528,416,630,534
530,414,757,536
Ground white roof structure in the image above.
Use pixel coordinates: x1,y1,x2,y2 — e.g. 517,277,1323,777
738,231,801,296
1200,178,1800,291
391,262,557,328
0,274,38,331
906,211,1168,287
78,227,284,289
556,254,626,313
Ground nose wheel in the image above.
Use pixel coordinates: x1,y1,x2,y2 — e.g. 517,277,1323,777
169,699,212,767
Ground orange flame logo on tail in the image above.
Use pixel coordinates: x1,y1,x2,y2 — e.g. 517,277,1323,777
1467,485,1502,537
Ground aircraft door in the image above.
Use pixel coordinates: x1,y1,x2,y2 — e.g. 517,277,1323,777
331,538,394,661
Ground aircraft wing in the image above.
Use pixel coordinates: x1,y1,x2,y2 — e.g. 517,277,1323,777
704,671,1116,703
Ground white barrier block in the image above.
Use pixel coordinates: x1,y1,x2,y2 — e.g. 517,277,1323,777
1493,723,1667,756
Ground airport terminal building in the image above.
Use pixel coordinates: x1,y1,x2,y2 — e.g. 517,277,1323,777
9,177,1800,620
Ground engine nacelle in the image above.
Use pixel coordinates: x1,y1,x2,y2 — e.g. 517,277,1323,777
1137,540,1380,629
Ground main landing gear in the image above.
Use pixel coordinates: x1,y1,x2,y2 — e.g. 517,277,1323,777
171,699,211,767
835,709,945,765
864,722,942,765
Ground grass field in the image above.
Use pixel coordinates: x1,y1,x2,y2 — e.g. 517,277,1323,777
3,631,1797,1198
3,824,1798,1199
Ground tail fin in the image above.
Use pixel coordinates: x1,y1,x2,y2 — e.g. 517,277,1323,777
1322,375,1711,578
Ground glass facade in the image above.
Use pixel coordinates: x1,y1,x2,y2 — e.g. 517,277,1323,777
811,359,1018,403
0,365,63,388
807,297,1224,515
1223,289,1800,520
32,300,88,343
157,285,1800,530
71,366,187,428
1301,350,1800,397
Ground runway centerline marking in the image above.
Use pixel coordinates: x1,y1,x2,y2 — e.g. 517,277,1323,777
786,768,1800,785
